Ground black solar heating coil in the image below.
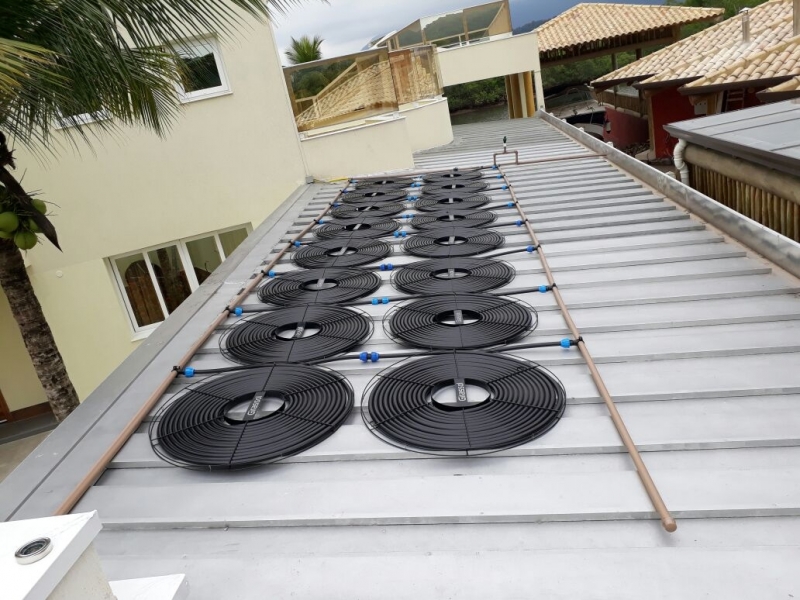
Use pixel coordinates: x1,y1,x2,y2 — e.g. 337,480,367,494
410,209,496,230
353,177,414,190
331,202,405,219
414,193,491,212
362,352,566,455
315,217,399,240
151,364,353,469
341,188,407,203
391,258,514,295
292,238,391,268
258,267,380,305
422,170,484,184
221,305,372,365
422,180,487,195
385,294,536,350
403,226,503,258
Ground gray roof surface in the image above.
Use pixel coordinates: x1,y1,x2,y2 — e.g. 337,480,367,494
4,116,800,598
665,100,800,177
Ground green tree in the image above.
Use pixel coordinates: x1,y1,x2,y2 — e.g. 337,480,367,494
286,35,324,65
0,0,306,422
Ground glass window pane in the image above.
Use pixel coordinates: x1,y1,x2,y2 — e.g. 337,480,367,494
186,236,222,285
115,254,165,328
177,41,222,93
219,228,249,258
147,246,192,314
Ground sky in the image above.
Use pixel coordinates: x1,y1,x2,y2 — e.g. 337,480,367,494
271,0,529,64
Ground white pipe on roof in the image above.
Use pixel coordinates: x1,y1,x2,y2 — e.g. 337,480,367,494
794,0,799,36
673,138,690,184
740,7,751,42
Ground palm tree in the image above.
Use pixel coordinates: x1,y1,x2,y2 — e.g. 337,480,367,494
0,0,305,422
286,35,324,64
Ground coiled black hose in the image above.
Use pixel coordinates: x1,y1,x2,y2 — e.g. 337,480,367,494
362,352,566,455
410,209,496,230
315,216,399,240
385,294,536,350
403,226,503,258
353,177,414,189
293,238,391,268
391,257,515,295
332,202,405,219
414,193,491,212
257,267,380,305
423,170,484,184
221,305,372,365
341,188,407,203
422,180,487,195
151,364,353,469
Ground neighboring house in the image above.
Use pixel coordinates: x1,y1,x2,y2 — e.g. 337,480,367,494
592,0,800,158
0,20,309,420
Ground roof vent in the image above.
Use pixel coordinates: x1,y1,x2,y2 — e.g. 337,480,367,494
740,7,751,42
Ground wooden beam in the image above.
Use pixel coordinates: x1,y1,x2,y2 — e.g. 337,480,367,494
540,36,673,67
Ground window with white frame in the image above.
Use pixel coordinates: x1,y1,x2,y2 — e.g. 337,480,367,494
110,226,250,332
174,37,231,102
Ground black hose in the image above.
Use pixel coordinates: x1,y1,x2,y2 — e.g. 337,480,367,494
391,257,515,295
315,217,399,240
293,238,391,268
414,193,491,212
332,202,405,219
151,364,353,469
403,226,504,258
221,305,372,365
410,209,496,230
257,267,380,306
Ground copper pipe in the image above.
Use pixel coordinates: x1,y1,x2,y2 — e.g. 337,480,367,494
54,191,341,516
499,166,678,533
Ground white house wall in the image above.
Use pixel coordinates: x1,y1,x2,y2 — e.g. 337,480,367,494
437,33,540,87
9,20,308,402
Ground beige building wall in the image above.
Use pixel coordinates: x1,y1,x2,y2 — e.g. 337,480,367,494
401,99,455,152
436,33,540,87
5,20,308,405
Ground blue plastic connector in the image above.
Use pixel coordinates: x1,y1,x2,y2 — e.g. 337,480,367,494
386,263,394,271
370,352,380,363
234,307,243,317
539,285,548,293
561,339,572,349
408,196,419,201
382,297,390,304
507,202,514,208
393,231,401,238
318,219,325,224
492,165,498,170
184,367,195,378
496,174,503,179
379,264,387,271
268,270,276,278
516,219,523,227
401,231,407,238
342,189,350,194
405,214,413,219
372,298,379,305
294,241,302,247
526,245,536,253
502,185,509,190
359,352,369,362
333,203,341,207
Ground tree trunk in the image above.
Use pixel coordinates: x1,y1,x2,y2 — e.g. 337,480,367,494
0,239,80,421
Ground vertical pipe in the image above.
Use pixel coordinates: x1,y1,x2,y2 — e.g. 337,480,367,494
505,75,516,119
794,0,800,35
523,72,536,118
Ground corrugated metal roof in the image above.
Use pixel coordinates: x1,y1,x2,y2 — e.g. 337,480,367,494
593,0,794,88
665,99,800,174
535,3,723,53
4,116,800,598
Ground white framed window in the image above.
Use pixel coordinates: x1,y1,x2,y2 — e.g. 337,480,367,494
174,36,231,103
110,225,250,334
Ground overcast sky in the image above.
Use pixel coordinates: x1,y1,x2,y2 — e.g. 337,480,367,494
271,0,526,64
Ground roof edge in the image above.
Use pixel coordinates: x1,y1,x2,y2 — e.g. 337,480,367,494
679,76,797,96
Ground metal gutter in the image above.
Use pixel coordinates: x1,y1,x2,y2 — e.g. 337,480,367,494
541,110,800,280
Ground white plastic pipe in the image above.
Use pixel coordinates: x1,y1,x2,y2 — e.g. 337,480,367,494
673,138,690,184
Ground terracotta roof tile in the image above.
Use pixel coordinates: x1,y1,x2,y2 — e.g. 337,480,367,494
760,74,800,96
593,0,795,87
682,35,800,90
535,3,724,53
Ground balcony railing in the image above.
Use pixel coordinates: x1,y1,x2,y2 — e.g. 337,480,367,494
284,46,442,133
595,88,648,117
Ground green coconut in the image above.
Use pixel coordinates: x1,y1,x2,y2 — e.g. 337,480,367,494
32,199,47,214
14,230,38,250
0,211,20,233
27,218,41,233
0,230,13,240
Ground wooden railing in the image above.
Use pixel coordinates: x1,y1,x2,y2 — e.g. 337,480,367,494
690,164,800,243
